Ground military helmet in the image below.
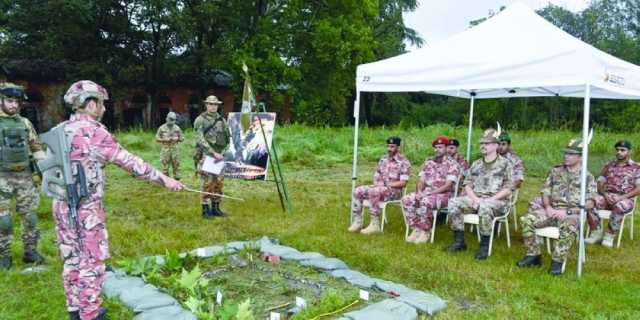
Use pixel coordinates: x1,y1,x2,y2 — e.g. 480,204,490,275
203,95,223,105
64,80,109,108
0,82,27,100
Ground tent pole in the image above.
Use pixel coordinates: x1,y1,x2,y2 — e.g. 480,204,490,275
350,91,362,223
577,84,591,278
466,93,476,162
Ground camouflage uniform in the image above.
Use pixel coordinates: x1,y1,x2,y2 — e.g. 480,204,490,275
49,81,177,320
448,155,513,235
503,151,525,187
450,153,470,172
155,121,183,179
521,165,597,262
193,110,230,204
589,160,640,233
0,110,44,260
352,153,411,219
402,157,459,231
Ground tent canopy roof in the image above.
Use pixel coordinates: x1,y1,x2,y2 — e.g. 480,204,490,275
356,2,640,99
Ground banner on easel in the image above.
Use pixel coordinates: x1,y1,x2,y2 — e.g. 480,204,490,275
224,112,276,180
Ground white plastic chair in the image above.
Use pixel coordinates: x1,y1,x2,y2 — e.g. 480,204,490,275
534,226,586,273
463,193,514,256
511,189,520,231
594,197,637,248
363,187,406,232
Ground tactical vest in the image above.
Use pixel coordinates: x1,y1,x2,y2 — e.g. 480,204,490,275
0,116,30,172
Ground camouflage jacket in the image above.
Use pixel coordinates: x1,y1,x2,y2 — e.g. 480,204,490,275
464,155,514,197
503,151,525,184
598,159,640,195
541,165,597,209
193,111,230,155
418,156,460,193
450,153,469,172
155,123,183,146
373,153,411,189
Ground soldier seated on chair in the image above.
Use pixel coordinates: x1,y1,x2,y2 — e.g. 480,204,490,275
402,136,459,244
498,132,525,190
446,127,514,260
585,140,640,247
517,138,597,275
349,137,411,235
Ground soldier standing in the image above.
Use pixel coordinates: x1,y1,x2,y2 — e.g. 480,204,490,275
44,81,183,320
498,132,525,189
585,140,640,247
446,128,513,260
517,138,597,275
349,137,411,235
402,136,459,243
0,82,46,270
193,95,230,219
156,112,183,180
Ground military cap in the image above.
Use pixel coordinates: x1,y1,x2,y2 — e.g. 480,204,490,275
432,136,449,147
386,136,401,146
64,80,109,108
0,82,27,100
615,140,632,150
498,132,511,143
479,128,500,144
447,139,460,147
166,112,177,120
203,95,223,105
564,138,585,154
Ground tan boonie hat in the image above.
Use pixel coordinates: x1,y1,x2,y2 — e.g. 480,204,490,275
564,138,584,154
203,95,223,105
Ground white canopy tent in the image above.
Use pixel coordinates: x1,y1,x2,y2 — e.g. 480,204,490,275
352,2,640,277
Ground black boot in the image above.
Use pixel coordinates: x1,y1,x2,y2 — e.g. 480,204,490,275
23,251,45,264
69,311,80,320
202,204,214,219
446,231,467,252
475,235,491,260
549,260,564,276
0,256,12,270
517,255,542,268
212,202,226,217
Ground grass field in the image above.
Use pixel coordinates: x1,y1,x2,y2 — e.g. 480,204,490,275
1,124,640,319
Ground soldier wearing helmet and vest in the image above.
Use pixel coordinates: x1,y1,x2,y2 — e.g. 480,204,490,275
44,80,183,320
0,82,47,270
156,111,184,179
193,95,230,218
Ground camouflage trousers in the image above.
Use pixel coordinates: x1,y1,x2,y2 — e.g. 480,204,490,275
448,196,508,236
521,197,579,262
160,145,180,179
588,194,635,234
401,192,450,231
352,185,400,219
53,199,109,320
0,171,40,257
200,173,224,204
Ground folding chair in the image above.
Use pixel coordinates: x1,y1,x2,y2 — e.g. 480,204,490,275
534,226,586,273
594,197,637,248
463,193,513,256
363,187,406,232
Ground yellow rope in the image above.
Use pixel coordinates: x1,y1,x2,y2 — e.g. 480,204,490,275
308,299,360,320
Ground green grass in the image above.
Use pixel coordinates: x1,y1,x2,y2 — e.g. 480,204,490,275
1,124,640,319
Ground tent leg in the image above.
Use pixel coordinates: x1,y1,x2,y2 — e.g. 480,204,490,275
466,93,476,162
350,91,362,224
577,84,591,278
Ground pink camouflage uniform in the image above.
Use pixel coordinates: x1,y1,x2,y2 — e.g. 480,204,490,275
52,113,174,320
352,153,411,219
588,159,640,233
402,157,460,232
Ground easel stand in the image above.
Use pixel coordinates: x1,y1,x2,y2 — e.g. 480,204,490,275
256,106,292,213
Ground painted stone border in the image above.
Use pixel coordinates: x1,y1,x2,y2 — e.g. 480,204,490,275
103,237,447,320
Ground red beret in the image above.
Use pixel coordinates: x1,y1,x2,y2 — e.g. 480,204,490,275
432,136,449,147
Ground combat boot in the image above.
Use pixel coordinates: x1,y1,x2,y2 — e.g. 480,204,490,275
23,251,45,265
202,204,214,219
517,255,542,268
475,235,491,260
360,217,382,235
0,256,11,270
406,229,419,242
549,260,564,276
211,202,227,217
347,217,362,232
446,231,467,252
584,227,604,244
602,232,615,248
413,230,430,244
